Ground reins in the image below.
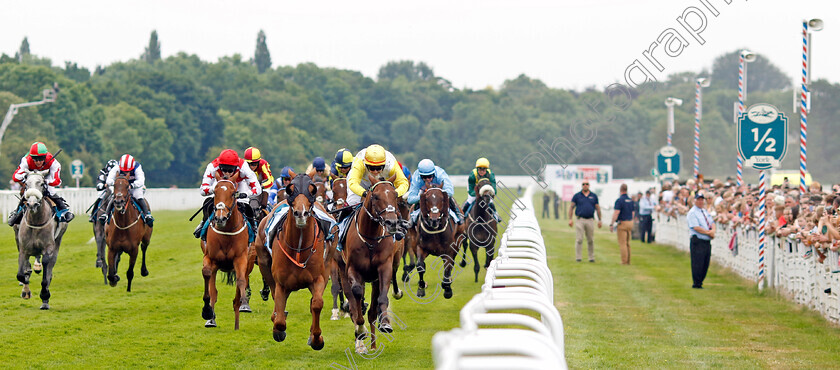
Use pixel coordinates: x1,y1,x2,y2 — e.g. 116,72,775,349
419,188,451,235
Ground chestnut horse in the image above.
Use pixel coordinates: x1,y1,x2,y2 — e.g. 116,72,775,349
458,178,498,282
398,197,417,282
327,177,349,320
336,174,402,354
267,174,329,349
414,185,464,299
104,175,152,292
201,175,250,329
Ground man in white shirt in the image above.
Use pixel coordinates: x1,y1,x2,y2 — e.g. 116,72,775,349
686,192,716,289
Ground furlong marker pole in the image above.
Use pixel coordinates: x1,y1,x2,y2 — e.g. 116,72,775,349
800,20,809,194
757,170,766,290
736,53,746,187
694,80,701,179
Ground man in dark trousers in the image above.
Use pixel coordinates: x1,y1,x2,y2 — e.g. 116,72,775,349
553,191,560,219
542,192,550,218
687,192,715,289
638,189,655,243
569,182,601,262
610,184,635,265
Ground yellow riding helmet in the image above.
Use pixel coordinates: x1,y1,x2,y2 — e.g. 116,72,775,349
364,144,387,166
244,147,261,162
476,157,490,169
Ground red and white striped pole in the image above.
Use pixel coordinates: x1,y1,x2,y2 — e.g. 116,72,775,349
800,19,823,193
736,51,755,187
694,78,709,180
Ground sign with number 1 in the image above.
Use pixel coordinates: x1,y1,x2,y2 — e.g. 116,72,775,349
656,146,680,179
737,104,788,170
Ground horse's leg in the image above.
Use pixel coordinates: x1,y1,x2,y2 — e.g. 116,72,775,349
107,246,119,287
342,265,367,353
126,248,138,292
201,257,217,327
17,248,32,300
391,250,403,300
39,250,57,310
470,237,481,283
416,249,428,297
307,275,326,350
272,284,289,342
140,227,151,277
459,222,470,268
329,259,342,320
256,247,274,301
233,254,248,330
96,226,108,284
368,282,380,351
442,250,455,299
485,234,497,269
378,259,395,333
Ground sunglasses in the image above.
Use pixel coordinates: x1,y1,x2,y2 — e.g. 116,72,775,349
366,165,385,172
582,183,589,185
420,174,435,180
32,156,46,162
248,161,259,167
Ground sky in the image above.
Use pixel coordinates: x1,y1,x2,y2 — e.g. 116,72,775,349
2,0,840,91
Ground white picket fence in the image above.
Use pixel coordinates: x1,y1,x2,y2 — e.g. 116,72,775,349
655,214,840,324
0,188,205,222
432,186,567,369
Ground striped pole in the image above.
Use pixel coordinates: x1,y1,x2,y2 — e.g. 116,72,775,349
800,20,809,194
667,131,672,146
694,80,701,179
757,170,767,290
736,53,746,187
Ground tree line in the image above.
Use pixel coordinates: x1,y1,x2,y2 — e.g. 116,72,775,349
2,31,840,188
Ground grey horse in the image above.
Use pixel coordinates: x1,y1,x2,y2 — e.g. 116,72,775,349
14,170,68,310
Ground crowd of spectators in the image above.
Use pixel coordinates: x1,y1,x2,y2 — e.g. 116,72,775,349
645,177,840,262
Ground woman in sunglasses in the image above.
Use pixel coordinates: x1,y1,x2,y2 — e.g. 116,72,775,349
9,142,74,225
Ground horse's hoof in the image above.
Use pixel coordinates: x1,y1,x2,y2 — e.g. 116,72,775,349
331,308,340,321
202,306,215,320
361,303,368,316
393,290,403,300
417,288,425,298
459,259,467,268
21,291,31,299
285,311,289,317
418,280,426,289
273,330,286,342
355,339,367,354
204,319,217,328
401,271,410,282
141,268,149,277
95,260,102,268
341,301,350,313
443,289,453,299
260,288,270,301
379,322,393,333
239,303,252,313
308,336,325,350
40,303,49,310
33,261,42,274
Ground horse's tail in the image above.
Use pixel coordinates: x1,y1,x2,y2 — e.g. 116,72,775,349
223,271,236,286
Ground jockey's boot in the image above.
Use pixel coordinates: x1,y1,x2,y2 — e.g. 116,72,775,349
449,197,464,225
138,199,154,227
238,202,257,232
461,201,470,216
99,197,113,225
89,198,102,223
7,199,24,226
194,198,214,239
489,202,502,223
49,194,74,223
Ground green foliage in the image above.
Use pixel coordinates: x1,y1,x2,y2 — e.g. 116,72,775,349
253,30,271,74
16,37,29,60
142,30,161,64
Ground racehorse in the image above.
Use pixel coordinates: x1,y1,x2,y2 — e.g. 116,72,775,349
336,174,402,353
243,190,271,309
326,177,349,320
267,174,329,349
104,175,152,292
312,176,328,206
414,184,464,299
92,187,111,283
458,178,498,282
201,175,250,329
398,197,417,282
15,170,68,309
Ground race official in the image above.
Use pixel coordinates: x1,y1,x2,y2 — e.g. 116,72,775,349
610,184,635,265
687,192,715,289
569,181,601,262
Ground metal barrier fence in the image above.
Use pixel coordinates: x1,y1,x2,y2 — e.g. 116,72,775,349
432,186,567,369
655,214,840,324
0,188,204,222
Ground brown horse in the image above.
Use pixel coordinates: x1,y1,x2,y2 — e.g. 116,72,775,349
312,176,328,206
336,174,402,354
104,175,152,292
459,178,498,282
201,175,250,329
327,177,349,320
414,185,464,299
267,174,329,349
398,197,417,282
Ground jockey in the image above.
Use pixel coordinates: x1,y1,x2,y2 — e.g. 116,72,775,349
104,154,154,226
244,147,274,190
306,157,329,180
334,144,409,242
267,166,295,207
329,148,354,185
406,159,462,226
8,142,74,225
462,157,501,222
193,149,262,239
89,159,118,223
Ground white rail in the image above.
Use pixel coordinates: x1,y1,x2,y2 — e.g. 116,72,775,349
655,214,840,324
433,185,567,369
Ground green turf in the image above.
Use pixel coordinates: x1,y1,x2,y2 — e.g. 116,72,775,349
534,192,840,368
0,188,520,369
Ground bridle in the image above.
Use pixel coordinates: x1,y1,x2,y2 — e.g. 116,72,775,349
212,180,238,227
356,180,399,249
420,187,450,234
113,175,133,215
22,174,53,229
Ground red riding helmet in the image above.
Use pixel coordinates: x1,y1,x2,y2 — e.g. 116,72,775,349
217,149,242,166
29,142,49,156
119,154,136,172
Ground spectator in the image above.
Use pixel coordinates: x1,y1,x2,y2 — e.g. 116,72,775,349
611,184,635,265
639,190,655,243
569,181,602,262
542,192,550,218
553,191,560,219
687,192,715,289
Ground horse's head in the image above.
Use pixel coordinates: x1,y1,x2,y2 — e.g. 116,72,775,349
286,175,317,228
331,178,348,209
23,170,48,210
312,176,327,205
113,175,133,214
476,179,495,209
366,173,400,234
420,185,447,229
212,179,238,228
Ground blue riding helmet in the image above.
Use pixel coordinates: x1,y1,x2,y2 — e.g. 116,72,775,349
279,166,294,179
334,148,353,168
313,157,326,171
418,159,436,176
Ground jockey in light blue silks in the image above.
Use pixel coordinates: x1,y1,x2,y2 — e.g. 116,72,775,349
406,159,463,227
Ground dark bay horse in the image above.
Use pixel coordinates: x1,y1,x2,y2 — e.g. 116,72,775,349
415,185,465,299
104,175,152,292
398,197,417,282
327,177,349,320
92,187,111,283
459,179,498,282
268,175,329,350
15,170,68,309
201,176,250,329
336,174,402,354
